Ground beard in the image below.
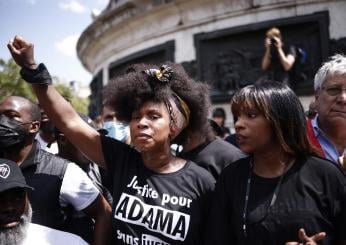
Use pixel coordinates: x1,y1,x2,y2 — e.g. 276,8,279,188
0,204,32,245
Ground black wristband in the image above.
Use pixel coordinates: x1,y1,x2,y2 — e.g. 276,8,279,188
20,63,52,85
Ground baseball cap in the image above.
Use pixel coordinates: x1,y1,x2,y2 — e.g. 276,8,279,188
0,158,33,192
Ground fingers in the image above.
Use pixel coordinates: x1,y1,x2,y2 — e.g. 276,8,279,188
13,40,22,50
14,35,30,48
273,37,282,48
8,35,33,51
7,35,36,68
310,231,326,242
298,228,326,244
264,38,271,48
7,40,20,55
298,228,308,241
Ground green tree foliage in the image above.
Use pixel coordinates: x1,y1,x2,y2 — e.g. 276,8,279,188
55,84,89,114
0,58,37,101
0,58,89,114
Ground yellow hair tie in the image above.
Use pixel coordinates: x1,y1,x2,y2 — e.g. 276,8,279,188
172,93,190,126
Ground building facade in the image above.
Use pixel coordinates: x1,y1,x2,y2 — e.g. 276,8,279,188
77,0,346,124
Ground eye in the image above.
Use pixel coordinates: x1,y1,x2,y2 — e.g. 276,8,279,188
104,115,114,121
149,114,160,120
3,112,17,119
247,112,257,118
325,86,341,96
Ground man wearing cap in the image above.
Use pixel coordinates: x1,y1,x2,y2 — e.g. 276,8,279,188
0,96,112,245
0,158,88,245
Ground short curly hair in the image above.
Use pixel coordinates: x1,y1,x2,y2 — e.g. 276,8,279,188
103,62,211,144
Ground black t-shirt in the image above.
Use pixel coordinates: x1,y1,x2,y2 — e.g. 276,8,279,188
267,44,297,85
179,138,246,180
101,136,215,245
204,156,346,245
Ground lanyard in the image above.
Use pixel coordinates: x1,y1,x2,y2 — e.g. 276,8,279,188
242,158,289,237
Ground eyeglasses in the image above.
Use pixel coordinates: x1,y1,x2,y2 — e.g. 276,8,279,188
321,86,346,96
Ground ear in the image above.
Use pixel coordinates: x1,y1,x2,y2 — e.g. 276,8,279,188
29,121,40,134
169,124,179,142
314,89,322,102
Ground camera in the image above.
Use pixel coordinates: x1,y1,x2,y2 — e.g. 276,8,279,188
270,38,277,45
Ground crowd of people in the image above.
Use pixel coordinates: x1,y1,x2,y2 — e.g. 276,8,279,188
0,28,345,245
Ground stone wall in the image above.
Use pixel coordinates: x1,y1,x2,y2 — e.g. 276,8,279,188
78,0,346,120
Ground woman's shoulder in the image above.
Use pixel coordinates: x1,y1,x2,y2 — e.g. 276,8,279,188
221,156,251,175
186,160,215,178
301,155,345,180
101,134,138,155
305,155,342,171
184,160,216,186
100,134,141,171
213,156,251,187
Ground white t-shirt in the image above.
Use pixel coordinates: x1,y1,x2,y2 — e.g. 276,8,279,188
59,162,99,211
35,133,59,154
22,223,89,245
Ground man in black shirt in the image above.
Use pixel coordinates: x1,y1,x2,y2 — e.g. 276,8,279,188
179,122,246,180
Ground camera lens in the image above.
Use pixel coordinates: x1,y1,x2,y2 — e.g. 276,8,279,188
271,38,277,45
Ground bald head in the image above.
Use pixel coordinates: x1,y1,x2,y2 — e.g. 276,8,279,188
0,96,41,123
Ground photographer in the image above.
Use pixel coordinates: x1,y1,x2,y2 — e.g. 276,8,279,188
261,27,296,85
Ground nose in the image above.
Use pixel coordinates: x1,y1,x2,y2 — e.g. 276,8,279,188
337,89,346,102
137,116,148,129
234,115,244,132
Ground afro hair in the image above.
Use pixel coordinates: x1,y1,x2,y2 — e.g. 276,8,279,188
103,62,211,144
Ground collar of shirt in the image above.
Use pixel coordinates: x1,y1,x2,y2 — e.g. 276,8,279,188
312,116,341,165
20,141,40,170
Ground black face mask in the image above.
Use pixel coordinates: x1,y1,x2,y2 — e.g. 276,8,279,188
40,120,55,134
0,115,28,149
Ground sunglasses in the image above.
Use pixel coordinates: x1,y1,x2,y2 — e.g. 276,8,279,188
321,86,346,96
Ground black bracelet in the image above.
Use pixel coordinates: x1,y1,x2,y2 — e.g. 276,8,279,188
23,63,37,69
20,63,53,85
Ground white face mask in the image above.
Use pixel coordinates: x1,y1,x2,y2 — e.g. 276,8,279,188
103,121,130,142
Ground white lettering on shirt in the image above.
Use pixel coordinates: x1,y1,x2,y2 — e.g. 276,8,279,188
114,193,190,241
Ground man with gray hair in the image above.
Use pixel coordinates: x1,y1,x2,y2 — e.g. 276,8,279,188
307,54,346,171
0,158,88,245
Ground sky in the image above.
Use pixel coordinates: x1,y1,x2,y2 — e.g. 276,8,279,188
0,0,109,86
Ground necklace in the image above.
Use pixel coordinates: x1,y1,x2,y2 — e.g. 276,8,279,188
242,157,293,237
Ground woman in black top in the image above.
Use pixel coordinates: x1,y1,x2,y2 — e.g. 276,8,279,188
204,81,346,245
8,35,215,245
